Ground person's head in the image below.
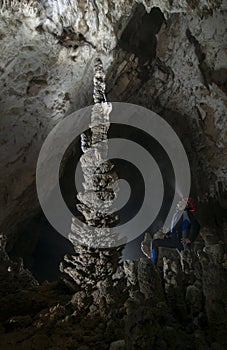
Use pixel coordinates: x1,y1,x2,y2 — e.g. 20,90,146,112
177,197,196,212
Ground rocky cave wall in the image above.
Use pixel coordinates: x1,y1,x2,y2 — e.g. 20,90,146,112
0,1,227,349
0,0,226,251
1,227,227,349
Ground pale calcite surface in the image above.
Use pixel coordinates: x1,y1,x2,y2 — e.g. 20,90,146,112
0,0,226,239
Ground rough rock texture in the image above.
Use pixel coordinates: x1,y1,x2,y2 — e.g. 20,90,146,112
1,228,227,349
108,3,227,201
0,1,227,349
59,58,125,301
70,58,120,247
0,0,226,252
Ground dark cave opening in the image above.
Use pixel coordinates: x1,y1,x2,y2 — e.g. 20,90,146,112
23,214,74,282
119,5,164,62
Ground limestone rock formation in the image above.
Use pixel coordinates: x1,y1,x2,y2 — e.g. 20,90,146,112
71,57,119,248
0,0,226,250
0,228,227,349
0,1,226,349
60,58,124,294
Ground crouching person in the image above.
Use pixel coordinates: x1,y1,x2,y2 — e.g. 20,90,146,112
142,197,200,266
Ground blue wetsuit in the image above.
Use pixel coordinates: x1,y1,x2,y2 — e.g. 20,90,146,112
151,210,191,265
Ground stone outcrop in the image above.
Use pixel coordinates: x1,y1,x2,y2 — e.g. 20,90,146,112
0,1,226,349
70,58,119,248
1,227,227,349
0,0,226,253
60,58,123,296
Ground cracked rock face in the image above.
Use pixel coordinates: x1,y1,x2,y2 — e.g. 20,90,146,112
0,0,226,246
0,2,227,348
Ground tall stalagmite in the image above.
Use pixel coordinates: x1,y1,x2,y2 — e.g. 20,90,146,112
60,58,123,291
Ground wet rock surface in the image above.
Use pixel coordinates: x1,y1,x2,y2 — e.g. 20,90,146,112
1,227,227,349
